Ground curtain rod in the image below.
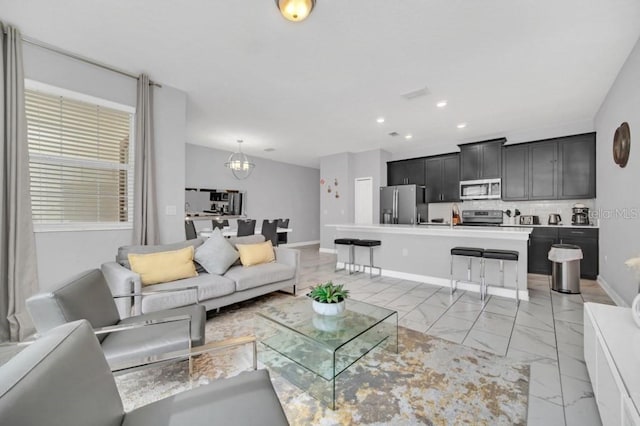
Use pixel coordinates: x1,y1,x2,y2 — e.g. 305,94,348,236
21,35,162,88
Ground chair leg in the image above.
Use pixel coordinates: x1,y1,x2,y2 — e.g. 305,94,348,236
515,261,519,307
480,259,486,304
450,255,455,296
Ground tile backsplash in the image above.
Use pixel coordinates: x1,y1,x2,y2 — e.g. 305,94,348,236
428,199,596,226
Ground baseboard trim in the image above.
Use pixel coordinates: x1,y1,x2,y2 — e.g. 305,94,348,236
336,263,529,301
319,248,337,254
597,275,626,307
283,240,320,248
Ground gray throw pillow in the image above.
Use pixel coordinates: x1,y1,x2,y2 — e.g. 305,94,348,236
194,228,240,275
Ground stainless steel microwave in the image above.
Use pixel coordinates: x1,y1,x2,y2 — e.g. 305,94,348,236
459,178,501,200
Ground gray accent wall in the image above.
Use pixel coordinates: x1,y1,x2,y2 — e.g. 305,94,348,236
185,144,320,244
319,149,390,249
595,36,640,305
23,43,187,290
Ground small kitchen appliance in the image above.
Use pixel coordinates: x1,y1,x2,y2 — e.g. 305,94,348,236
548,214,561,225
520,215,540,225
571,203,590,225
459,178,501,200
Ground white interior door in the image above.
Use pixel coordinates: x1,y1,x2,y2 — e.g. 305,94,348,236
354,177,373,224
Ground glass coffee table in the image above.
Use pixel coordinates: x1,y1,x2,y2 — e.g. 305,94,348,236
256,297,398,409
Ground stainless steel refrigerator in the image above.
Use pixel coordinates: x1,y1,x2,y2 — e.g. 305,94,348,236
380,184,427,224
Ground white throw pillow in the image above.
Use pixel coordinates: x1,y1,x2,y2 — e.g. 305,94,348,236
194,228,240,275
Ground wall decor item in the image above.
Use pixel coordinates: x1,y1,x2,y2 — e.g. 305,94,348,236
320,178,325,186
613,122,631,168
327,185,332,193
334,178,338,186
335,191,340,199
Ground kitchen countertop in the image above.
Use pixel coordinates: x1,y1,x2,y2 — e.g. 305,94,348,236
327,223,533,241
499,223,598,229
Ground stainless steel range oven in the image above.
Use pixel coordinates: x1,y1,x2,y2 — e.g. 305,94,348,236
460,210,504,226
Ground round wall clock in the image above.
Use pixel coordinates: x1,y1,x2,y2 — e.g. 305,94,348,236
613,122,631,168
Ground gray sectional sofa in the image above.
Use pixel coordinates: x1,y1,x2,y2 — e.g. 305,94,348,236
102,235,299,318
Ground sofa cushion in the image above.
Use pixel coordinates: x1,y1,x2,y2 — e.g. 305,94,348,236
227,234,265,248
117,239,205,269
194,229,239,275
129,247,198,286
236,241,275,267
140,274,236,312
224,263,296,291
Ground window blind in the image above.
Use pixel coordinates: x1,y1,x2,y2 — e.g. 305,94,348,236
25,89,134,225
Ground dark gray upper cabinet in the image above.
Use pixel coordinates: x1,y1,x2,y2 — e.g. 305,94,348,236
387,158,425,186
502,144,529,200
459,139,505,180
529,141,558,200
425,153,460,202
502,132,596,202
558,133,596,199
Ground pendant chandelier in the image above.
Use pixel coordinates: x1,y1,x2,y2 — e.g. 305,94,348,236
275,0,315,22
224,140,255,180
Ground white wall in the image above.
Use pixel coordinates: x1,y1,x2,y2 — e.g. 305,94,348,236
185,144,320,244
23,44,187,289
595,36,640,305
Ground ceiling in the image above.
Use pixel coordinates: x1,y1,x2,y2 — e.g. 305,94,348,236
1,1,640,168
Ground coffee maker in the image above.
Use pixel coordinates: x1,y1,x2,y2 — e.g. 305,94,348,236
571,203,590,225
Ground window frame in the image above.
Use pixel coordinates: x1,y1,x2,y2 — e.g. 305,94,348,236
25,79,136,233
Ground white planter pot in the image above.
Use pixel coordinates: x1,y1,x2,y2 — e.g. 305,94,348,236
312,300,346,316
312,314,344,331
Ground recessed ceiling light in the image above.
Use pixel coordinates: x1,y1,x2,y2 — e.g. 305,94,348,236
376,117,385,124
405,134,413,140
436,100,448,108
457,123,467,129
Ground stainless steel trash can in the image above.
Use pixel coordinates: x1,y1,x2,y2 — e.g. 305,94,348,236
548,243,582,294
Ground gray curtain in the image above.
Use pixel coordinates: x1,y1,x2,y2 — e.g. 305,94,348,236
133,74,158,245
0,23,39,342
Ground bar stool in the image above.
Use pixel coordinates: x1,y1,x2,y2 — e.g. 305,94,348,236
481,249,520,306
353,239,382,277
334,238,358,273
450,247,484,296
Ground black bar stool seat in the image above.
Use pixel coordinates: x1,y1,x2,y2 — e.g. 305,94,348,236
352,239,381,247
451,247,484,257
335,238,358,245
483,249,519,261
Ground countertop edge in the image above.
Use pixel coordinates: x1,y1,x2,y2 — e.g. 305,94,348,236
326,223,533,241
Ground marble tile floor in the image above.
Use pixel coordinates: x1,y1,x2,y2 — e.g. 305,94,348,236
293,244,614,426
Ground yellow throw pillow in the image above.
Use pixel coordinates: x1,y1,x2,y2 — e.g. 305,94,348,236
128,246,198,286
236,241,275,267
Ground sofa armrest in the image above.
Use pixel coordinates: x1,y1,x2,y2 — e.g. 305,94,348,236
101,262,142,318
274,247,300,292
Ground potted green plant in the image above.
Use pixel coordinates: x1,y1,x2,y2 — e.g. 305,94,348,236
308,281,349,316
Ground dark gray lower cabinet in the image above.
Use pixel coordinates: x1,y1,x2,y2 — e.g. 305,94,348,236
528,227,599,279
528,228,558,275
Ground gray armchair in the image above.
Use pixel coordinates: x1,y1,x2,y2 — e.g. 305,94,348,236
26,269,206,369
0,320,289,426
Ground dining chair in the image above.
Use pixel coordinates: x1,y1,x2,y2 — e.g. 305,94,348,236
277,218,289,245
236,219,256,237
261,220,279,247
211,219,229,230
185,220,197,240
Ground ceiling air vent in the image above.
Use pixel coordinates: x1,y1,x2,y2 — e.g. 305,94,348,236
264,148,276,152
401,87,430,100
388,131,399,137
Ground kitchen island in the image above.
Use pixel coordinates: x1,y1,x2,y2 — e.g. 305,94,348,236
326,223,533,301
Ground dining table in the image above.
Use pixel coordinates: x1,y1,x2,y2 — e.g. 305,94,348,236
199,227,292,238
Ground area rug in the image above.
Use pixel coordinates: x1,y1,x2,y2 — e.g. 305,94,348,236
116,293,529,425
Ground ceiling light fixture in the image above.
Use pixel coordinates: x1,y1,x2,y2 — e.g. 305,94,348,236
437,100,448,108
457,123,467,129
276,0,315,22
225,140,255,180
405,134,413,140
376,117,385,123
